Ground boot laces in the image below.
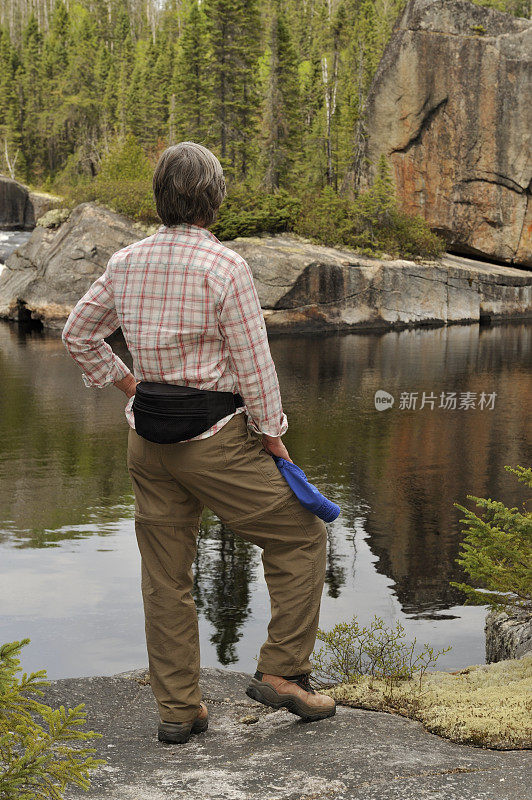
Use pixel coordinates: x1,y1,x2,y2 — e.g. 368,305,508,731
283,673,315,694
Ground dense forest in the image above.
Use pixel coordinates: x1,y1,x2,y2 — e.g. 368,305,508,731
0,0,529,255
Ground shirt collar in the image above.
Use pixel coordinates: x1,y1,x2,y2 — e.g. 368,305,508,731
156,223,219,243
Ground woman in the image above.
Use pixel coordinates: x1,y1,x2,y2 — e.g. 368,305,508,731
62,141,335,744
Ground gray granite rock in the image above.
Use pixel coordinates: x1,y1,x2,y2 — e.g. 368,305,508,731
0,203,530,331
0,174,34,229
0,202,145,327
485,607,532,663
28,190,63,222
37,666,532,800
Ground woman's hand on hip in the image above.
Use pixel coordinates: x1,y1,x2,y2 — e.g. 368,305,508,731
261,434,293,462
113,373,140,399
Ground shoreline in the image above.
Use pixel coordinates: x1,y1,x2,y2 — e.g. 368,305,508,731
0,202,531,334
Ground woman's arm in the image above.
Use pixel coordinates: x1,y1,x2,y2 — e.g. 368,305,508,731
217,254,291,460
62,261,135,394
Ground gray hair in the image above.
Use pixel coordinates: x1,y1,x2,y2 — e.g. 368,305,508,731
152,142,226,228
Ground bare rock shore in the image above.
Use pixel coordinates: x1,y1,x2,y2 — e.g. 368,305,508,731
39,666,531,800
0,202,530,333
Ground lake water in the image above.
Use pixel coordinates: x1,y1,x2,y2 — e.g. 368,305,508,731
0,229,32,265
0,319,530,680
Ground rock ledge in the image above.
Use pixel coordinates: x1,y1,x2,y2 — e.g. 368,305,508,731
37,665,531,800
0,202,530,333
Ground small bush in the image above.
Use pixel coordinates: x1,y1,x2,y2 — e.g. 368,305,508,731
450,465,532,612
97,135,152,183
0,639,105,800
294,156,445,259
60,134,157,222
56,148,445,258
212,188,301,240
311,615,450,693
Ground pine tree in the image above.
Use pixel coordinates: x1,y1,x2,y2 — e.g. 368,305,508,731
203,0,261,181
150,27,175,146
19,13,43,180
115,29,134,138
0,25,21,178
261,0,301,192
171,0,209,144
450,466,532,612
0,639,105,800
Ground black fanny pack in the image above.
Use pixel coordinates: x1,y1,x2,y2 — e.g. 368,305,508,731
132,382,244,444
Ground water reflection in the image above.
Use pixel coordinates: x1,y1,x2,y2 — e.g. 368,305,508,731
0,319,530,677
270,325,532,617
194,518,258,665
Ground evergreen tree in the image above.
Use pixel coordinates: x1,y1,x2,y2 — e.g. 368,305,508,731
150,27,175,145
19,13,43,180
0,25,21,177
450,465,532,612
261,0,301,191
115,29,134,138
203,0,261,181
0,639,104,800
171,0,209,143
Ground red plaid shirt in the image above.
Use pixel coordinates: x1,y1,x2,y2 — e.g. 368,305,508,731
62,223,288,440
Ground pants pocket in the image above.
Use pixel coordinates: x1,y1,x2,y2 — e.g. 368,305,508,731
127,426,146,466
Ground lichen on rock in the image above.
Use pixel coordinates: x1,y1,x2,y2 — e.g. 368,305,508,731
36,207,71,228
327,654,532,749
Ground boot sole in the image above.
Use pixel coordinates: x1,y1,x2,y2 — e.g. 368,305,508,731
245,678,336,722
158,716,208,744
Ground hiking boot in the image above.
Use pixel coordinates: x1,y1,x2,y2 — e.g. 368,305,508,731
158,701,208,744
245,671,336,721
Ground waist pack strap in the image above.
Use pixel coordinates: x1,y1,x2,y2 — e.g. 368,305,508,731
136,381,244,411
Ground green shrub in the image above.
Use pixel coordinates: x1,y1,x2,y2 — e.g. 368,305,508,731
97,134,153,182
292,187,354,246
291,158,445,260
450,465,532,612
311,615,450,693
60,134,157,222
212,188,301,240
56,148,445,258
0,639,104,800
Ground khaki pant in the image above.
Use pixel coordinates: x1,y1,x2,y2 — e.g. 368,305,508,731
127,411,327,723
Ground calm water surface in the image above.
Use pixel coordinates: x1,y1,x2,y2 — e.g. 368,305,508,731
0,320,530,678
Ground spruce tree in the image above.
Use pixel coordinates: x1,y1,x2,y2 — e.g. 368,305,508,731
203,0,261,181
19,13,43,180
261,0,301,192
0,25,21,178
171,0,209,144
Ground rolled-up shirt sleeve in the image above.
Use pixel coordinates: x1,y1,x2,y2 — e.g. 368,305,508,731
61,260,131,388
217,255,288,437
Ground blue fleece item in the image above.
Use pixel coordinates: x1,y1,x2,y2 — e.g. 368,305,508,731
272,456,341,523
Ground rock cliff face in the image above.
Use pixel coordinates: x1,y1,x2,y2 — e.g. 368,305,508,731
0,174,63,229
230,237,531,331
0,202,530,332
0,175,34,229
355,0,532,267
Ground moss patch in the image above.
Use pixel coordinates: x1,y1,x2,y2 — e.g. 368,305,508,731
36,208,71,228
326,655,532,750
